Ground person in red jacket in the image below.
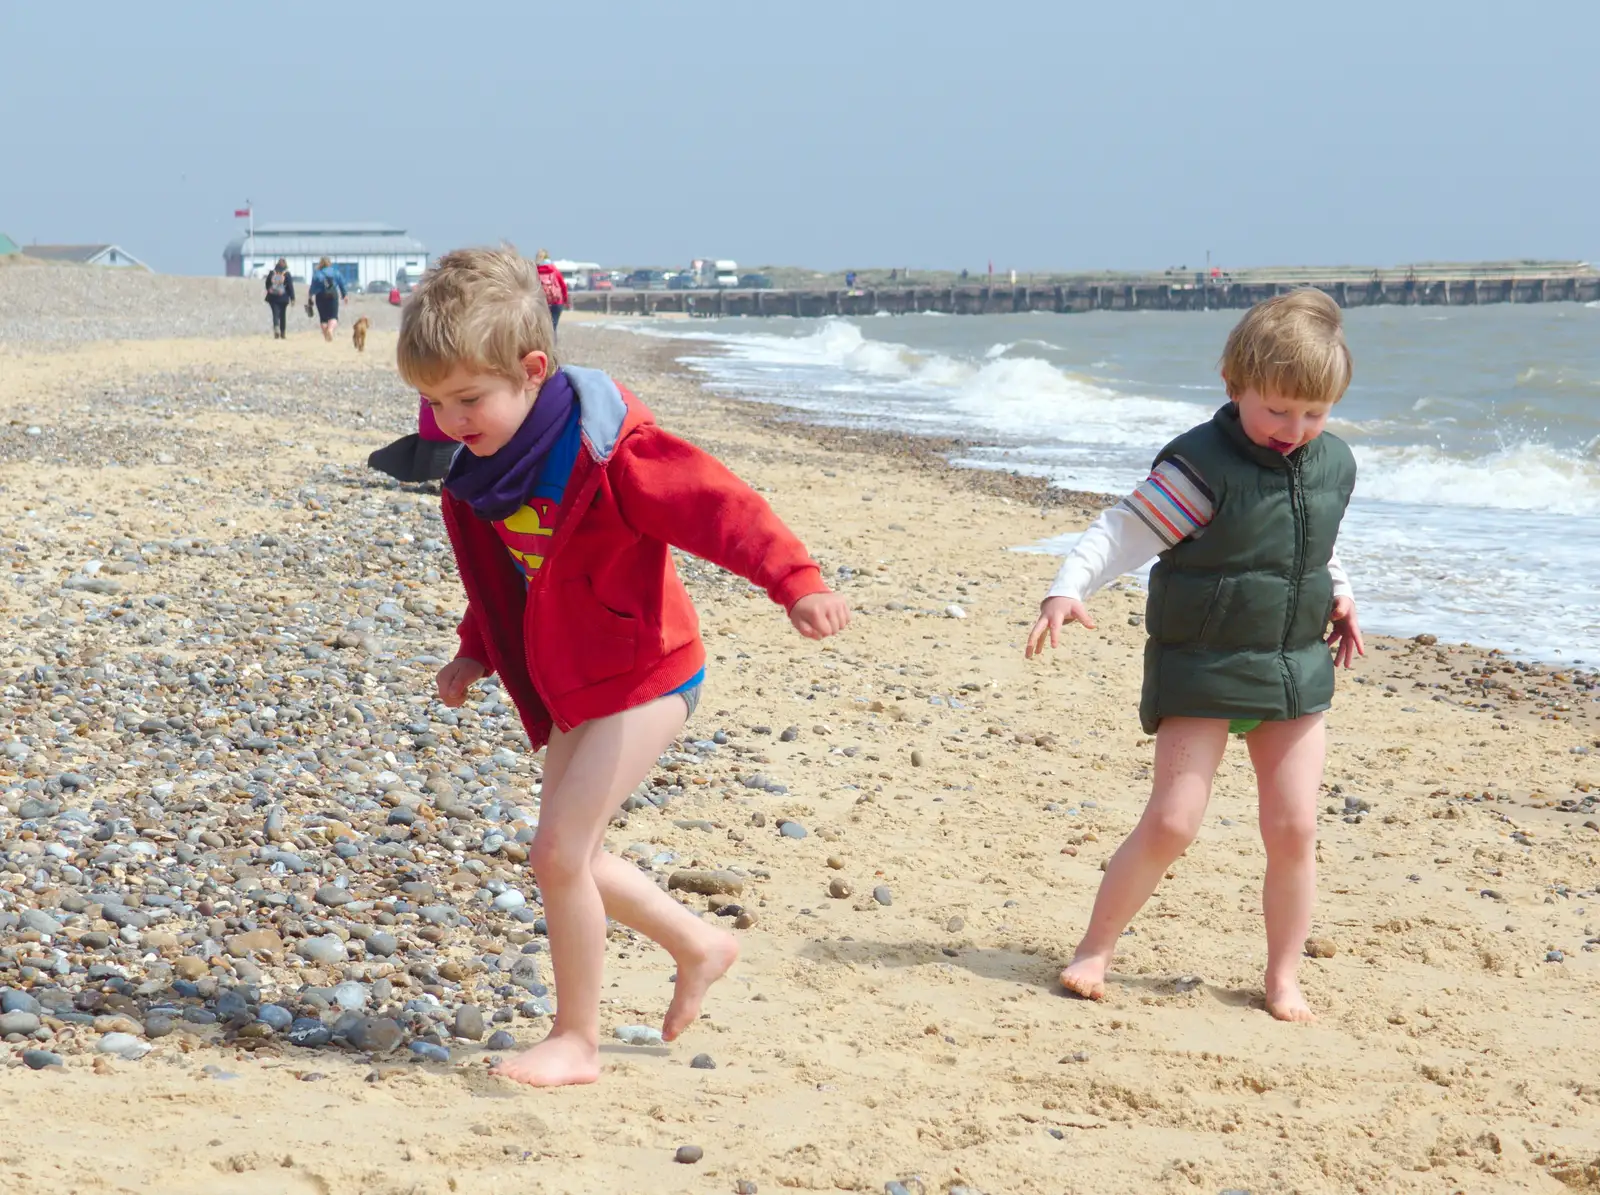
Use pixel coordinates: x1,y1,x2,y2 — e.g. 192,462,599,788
535,248,569,329
398,247,849,1088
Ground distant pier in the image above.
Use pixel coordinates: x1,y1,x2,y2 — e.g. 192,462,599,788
570,261,1600,318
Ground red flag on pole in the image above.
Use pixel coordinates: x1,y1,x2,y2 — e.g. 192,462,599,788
234,207,252,218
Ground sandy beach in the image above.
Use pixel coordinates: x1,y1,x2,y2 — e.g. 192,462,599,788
1,271,1597,1195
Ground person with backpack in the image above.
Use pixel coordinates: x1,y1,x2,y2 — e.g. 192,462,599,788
535,249,569,330
309,255,347,342
264,258,295,339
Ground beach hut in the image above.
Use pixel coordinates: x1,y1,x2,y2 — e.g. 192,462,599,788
20,243,150,269
0,233,19,256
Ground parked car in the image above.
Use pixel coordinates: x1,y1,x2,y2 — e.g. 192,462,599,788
365,279,391,295
624,269,669,290
739,273,774,289
667,273,699,290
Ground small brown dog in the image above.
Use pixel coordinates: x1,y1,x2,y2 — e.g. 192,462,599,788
352,316,370,353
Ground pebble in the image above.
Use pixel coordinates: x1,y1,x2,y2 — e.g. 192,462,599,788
690,1053,717,1070
98,1032,152,1060
287,1018,333,1048
910,750,925,767
454,1005,486,1041
348,1017,404,1054
0,1010,42,1036
674,1145,704,1164
297,935,348,965
667,869,745,896
491,889,527,911
332,982,371,1011
1,991,42,1016
778,820,808,839
314,884,354,907
614,1024,664,1046
1304,938,1338,959
18,909,64,936
828,878,853,899
873,885,893,906
486,1030,516,1051
409,1041,452,1064
22,1050,65,1070
1547,950,1565,963
736,1183,759,1195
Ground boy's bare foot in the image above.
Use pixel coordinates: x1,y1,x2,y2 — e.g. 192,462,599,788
490,1030,601,1087
663,931,740,1041
1265,976,1316,1023
1059,955,1109,1001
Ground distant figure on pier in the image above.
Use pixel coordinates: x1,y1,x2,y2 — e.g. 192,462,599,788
845,270,857,291
535,250,569,331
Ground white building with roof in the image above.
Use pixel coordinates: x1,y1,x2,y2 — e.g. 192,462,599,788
222,221,428,291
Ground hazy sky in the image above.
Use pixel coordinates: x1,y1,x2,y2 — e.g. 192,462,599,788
3,2,1596,275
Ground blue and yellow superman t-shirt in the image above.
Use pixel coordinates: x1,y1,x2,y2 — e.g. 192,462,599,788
490,406,705,699
491,408,583,582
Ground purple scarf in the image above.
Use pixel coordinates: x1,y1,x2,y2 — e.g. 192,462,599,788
443,369,577,522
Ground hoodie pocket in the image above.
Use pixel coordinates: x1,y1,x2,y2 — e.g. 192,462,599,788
540,576,638,694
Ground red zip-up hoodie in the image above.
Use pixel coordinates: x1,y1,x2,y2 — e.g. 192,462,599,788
440,366,828,748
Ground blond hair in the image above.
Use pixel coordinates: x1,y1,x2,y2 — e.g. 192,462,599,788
1220,288,1351,405
397,247,559,388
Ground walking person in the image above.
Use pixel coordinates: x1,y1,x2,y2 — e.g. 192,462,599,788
309,256,346,342
535,249,569,330
264,258,295,339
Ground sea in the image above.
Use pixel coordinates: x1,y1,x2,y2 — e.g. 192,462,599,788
620,303,1600,664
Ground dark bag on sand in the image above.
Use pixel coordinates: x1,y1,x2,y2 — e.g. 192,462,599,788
305,298,315,318
368,434,457,484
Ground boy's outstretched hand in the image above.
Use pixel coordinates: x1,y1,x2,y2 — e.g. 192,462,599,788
1326,595,1365,669
790,592,851,640
437,656,487,707
1025,595,1095,659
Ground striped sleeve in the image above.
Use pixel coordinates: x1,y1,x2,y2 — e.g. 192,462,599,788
1043,456,1215,602
1121,456,1215,547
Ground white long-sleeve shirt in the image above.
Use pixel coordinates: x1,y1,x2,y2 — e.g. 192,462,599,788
1045,457,1354,603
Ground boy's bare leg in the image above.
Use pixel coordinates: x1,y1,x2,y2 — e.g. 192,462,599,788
1060,717,1228,999
492,696,737,1087
587,849,739,1040
1245,713,1324,1022
537,698,739,1041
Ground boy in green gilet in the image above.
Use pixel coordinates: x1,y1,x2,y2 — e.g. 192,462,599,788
1026,289,1364,1022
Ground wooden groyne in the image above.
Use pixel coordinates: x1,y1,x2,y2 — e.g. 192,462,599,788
570,265,1600,318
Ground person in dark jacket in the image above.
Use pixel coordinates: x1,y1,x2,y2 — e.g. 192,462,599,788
263,258,295,338
1025,289,1363,1023
308,255,346,341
